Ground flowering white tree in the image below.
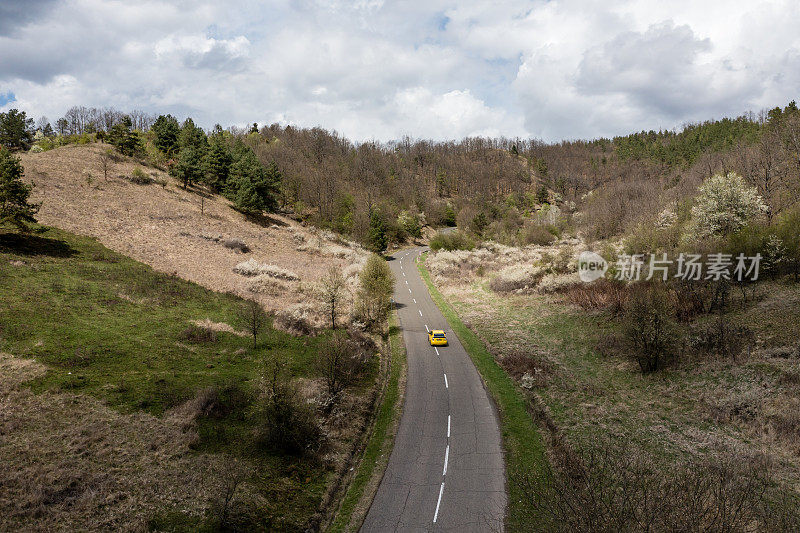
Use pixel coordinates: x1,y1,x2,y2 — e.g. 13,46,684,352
690,172,768,238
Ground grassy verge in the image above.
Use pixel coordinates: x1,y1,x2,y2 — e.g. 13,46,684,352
329,311,406,532
0,226,376,531
417,253,548,530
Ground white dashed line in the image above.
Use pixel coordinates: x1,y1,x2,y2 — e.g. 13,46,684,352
425,324,429,332
408,288,412,294
443,444,449,475
403,272,406,277
435,347,440,356
443,373,448,388
433,482,445,523
418,310,423,317
413,298,417,304
447,415,451,438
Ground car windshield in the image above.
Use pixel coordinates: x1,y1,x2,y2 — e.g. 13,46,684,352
434,333,445,337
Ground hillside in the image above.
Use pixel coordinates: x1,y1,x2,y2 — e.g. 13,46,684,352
18,144,368,328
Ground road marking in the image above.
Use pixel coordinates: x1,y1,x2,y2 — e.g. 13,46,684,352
425,324,429,332
433,482,445,523
408,288,412,294
413,298,416,304
405,280,409,285
402,272,406,277
443,373,448,388
447,415,451,438
418,309,423,317
435,347,440,356
443,444,449,475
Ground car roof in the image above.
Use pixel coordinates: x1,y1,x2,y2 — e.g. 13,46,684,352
431,330,445,334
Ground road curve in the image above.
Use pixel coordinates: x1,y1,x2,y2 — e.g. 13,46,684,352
362,248,506,532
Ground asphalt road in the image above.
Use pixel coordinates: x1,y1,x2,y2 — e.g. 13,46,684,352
361,248,506,532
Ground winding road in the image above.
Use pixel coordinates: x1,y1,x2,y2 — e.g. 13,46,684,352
361,248,506,532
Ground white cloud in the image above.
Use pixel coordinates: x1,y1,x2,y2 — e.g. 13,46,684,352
1,0,799,141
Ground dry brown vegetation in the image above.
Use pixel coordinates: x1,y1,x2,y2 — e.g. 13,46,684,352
18,143,368,327
425,241,800,528
0,352,237,531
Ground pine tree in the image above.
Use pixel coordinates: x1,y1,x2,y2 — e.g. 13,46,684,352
180,118,208,153
108,116,143,156
0,109,34,151
204,127,232,191
0,149,40,231
225,145,280,214
151,114,180,156
170,146,204,189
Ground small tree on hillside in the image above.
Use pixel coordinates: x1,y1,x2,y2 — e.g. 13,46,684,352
320,266,347,329
367,210,388,253
170,145,204,189
0,149,40,231
355,254,394,328
0,109,34,151
98,148,115,181
690,172,769,238
108,116,143,157
240,299,267,349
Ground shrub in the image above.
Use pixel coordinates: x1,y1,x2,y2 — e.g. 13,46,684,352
128,167,153,185
519,224,556,246
514,439,786,532
233,259,299,280
489,264,546,293
246,274,287,295
689,172,768,239
256,382,322,456
429,230,475,251
564,279,628,313
222,238,250,253
624,284,676,373
178,324,218,343
689,317,754,361
316,331,371,398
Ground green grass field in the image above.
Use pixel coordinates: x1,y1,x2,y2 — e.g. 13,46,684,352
0,226,377,531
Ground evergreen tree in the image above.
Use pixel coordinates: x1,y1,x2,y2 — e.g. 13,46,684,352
204,126,232,191
0,109,34,150
366,210,388,253
0,149,40,231
225,145,280,214
179,118,208,153
108,116,143,156
536,183,550,204
151,114,180,157
170,146,204,189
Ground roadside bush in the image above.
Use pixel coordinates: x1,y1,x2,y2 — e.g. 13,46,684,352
429,230,475,251
624,284,676,373
689,318,754,361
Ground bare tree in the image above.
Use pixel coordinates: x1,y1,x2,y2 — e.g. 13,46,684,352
98,148,114,181
320,266,347,329
239,299,266,349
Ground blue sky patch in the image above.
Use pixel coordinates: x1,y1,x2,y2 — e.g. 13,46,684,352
0,91,16,107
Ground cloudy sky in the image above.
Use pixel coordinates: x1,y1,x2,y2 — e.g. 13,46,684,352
1,0,798,141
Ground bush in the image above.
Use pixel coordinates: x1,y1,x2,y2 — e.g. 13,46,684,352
519,224,556,246
233,259,299,280
178,324,218,343
489,264,546,293
222,238,250,253
624,284,676,373
564,279,628,313
690,172,768,239
316,331,372,398
128,167,153,185
256,383,322,456
429,230,475,251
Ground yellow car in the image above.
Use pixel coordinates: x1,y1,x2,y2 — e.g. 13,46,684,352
429,330,448,346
